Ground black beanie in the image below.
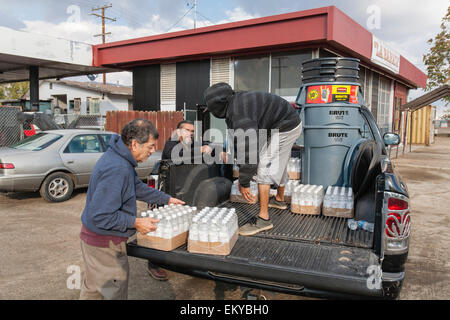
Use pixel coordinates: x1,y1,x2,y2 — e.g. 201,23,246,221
203,82,234,119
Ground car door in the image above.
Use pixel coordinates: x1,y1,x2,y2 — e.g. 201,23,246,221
60,134,104,186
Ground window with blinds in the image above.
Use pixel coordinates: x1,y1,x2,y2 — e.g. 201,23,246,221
211,58,231,85
160,63,176,111
377,75,392,135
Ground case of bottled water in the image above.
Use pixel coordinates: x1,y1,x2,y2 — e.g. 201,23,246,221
136,204,198,251
287,158,301,180
230,180,259,204
188,207,239,256
291,184,324,215
322,186,354,218
283,180,300,203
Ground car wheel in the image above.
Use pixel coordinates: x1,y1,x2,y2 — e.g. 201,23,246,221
40,172,74,203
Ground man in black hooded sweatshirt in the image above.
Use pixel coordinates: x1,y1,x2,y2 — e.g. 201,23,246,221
203,82,302,236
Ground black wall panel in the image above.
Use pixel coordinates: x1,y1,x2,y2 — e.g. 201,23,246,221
176,60,210,111
133,65,161,111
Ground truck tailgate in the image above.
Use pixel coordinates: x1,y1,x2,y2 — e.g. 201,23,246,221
127,202,382,297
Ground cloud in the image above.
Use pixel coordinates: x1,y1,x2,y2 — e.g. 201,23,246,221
17,5,258,86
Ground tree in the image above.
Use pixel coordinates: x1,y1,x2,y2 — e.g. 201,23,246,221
441,109,450,120
0,82,29,100
0,85,5,100
423,6,450,104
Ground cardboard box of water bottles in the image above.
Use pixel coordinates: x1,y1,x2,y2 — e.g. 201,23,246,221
137,205,195,252
187,207,239,256
290,184,354,218
137,205,239,255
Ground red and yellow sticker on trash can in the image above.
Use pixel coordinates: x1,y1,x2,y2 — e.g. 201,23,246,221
306,85,359,104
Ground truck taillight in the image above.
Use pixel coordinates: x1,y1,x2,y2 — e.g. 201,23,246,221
0,163,15,169
388,198,408,211
383,193,411,254
147,175,158,189
147,177,156,188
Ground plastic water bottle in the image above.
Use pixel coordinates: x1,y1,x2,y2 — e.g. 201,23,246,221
347,219,358,231
209,218,219,243
359,220,374,232
162,216,173,239
346,188,354,210
199,218,209,242
219,220,229,243
324,187,332,208
347,219,374,232
182,211,189,232
338,187,346,209
189,216,200,241
154,214,163,237
176,211,183,232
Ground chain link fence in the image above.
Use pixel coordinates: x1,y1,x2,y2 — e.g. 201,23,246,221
0,107,23,147
52,114,106,131
0,107,106,147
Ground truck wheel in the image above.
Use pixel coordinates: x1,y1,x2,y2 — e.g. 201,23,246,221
40,172,74,203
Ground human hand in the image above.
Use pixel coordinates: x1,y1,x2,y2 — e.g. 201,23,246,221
201,145,213,154
135,217,160,234
238,183,257,203
168,197,185,205
221,151,227,163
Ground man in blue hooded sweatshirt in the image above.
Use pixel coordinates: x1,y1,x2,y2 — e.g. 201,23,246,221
79,119,184,300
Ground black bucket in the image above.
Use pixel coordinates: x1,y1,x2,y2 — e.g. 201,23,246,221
302,66,360,79
302,75,360,84
301,58,360,84
302,57,360,70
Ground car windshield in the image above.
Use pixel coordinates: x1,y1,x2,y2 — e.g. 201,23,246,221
10,133,62,151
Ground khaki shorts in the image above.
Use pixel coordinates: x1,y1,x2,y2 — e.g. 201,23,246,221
256,122,302,187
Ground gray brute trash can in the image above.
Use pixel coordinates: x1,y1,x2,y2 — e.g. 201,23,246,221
296,58,368,188
302,125,362,187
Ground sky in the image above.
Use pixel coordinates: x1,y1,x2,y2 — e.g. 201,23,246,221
0,0,448,115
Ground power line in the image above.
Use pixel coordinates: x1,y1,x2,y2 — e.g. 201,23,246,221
196,10,215,26
166,4,194,32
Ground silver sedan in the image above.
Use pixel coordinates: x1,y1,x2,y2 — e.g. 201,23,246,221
0,129,160,202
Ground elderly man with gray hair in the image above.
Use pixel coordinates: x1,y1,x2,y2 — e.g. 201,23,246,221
79,119,184,300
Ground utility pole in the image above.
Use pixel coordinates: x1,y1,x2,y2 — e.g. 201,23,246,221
194,0,197,29
91,4,116,84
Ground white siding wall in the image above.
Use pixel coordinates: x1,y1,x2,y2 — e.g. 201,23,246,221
39,82,129,115
160,63,176,111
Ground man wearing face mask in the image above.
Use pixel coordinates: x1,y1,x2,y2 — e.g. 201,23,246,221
79,119,184,300
203,83,302,236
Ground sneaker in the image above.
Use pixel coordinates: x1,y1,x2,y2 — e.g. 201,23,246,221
239,216,273,236
268,197,288,210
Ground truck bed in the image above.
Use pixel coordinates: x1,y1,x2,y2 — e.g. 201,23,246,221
220,202,373,248
127,201,382,298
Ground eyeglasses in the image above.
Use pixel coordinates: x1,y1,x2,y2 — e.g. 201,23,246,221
181,127,195,134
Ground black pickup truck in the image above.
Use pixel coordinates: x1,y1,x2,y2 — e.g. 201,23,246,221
127,83,411,300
